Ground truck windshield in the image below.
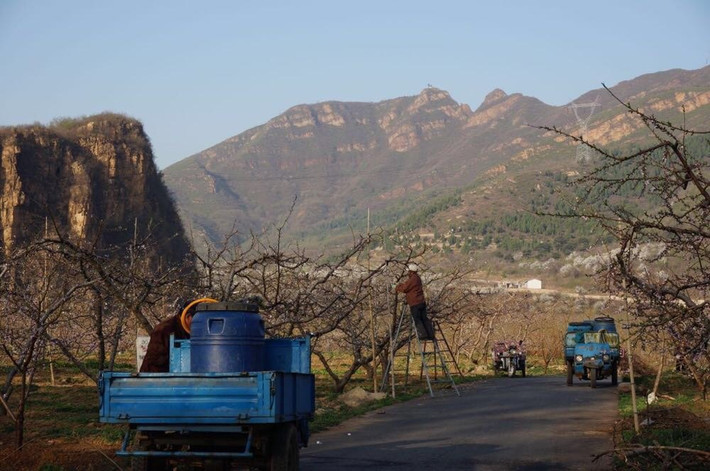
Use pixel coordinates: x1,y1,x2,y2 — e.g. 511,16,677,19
584,332,620,347
564,333,578,347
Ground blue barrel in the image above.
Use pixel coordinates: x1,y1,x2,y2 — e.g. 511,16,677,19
190,301,265,373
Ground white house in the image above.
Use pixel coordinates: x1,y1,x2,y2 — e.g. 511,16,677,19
526,279,542,290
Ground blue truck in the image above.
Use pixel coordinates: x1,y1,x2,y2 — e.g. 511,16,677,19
564,316,620,388
99,301,315,471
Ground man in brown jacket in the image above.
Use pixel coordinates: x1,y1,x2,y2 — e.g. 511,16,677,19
139,302,195,372
396,264,435,340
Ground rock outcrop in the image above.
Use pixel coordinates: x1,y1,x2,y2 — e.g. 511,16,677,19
0,114,190,266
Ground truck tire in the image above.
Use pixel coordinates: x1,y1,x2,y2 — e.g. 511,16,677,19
268,423,299,471
590,368,597,388
566,361,573,386
611,363,618,386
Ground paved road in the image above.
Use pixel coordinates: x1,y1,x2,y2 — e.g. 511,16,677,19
301,376,618,470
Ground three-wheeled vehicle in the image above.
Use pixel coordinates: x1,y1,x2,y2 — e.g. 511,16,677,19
99,300,315,470
492,340,526,377
564,316,620,388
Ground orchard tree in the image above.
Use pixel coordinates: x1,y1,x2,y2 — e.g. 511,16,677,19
42,220,194,372
190,213,406,392
190,214,480,393
540,85,709,396
0,241,94,448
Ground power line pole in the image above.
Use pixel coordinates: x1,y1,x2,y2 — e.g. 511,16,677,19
368,208,377,392
569,96,601,163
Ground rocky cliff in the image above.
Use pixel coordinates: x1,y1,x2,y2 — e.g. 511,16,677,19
0,114,191,265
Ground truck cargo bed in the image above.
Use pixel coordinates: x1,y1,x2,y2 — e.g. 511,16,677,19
99,371,315,426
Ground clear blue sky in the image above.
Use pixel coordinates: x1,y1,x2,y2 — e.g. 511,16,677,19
1,1,708,169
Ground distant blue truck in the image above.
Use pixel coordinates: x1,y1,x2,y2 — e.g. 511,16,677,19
99,301,315,471
564,316,621,388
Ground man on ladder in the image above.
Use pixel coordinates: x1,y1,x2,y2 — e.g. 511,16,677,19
396,263,435,341
388,263,460,397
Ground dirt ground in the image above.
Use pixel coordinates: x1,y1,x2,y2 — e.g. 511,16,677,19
0,436,126,471
0,378,127,471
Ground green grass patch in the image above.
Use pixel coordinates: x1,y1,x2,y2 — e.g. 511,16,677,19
616,371,709,470
22,385,119,439
639,427,710,450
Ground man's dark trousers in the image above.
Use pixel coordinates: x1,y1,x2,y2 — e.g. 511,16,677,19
410,303,434,340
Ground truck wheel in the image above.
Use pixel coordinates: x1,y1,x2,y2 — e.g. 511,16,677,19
611,363,618,386
590,368,597,388
269,424,299,471
566,361,573,386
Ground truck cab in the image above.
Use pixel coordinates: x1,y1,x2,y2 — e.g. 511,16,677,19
564,317,620,388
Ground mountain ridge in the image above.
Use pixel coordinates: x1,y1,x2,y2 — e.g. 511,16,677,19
163,66,710,259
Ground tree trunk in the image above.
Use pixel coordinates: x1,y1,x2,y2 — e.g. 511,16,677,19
94,292,106,370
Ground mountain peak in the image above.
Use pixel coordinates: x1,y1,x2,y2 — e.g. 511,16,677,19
419,85,449,96
478,89,508,110
412,86,454,107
